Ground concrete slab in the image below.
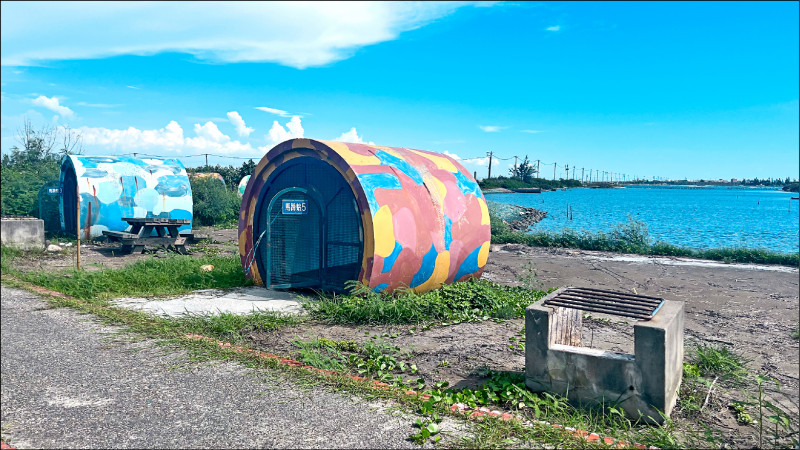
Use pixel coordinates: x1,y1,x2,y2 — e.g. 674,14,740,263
112,287,306,317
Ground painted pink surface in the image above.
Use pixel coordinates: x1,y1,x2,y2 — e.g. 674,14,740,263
239,139,490,293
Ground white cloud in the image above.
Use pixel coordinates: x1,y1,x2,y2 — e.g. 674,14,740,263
268,116,305,144
521,129,544,133
1,2,477,68
78,120,253,154
443,150,461,160
227,111,254,137
479,125,507,132
31,95,73,118
546,25,560,31
334,127,375,145
192,121,228,143
255,106,292,117
469,156,500,167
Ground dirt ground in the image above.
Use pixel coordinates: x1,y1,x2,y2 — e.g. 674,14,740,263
18,227,800,445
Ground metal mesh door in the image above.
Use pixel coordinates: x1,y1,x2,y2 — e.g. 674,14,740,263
325,187,361,289
267,190,321,287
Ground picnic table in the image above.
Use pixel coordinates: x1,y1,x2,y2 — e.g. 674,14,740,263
102,217,191,254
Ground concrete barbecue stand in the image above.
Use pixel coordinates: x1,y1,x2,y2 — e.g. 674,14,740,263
525,287,684,424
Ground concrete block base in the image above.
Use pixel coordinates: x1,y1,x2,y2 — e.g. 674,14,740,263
1,218,45,250
525,288,684,424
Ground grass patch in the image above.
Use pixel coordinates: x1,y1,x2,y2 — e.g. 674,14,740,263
2,252,250,301
690,344,750,385
491,216,799,267
306,278,548,325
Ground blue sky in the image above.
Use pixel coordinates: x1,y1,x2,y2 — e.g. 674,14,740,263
1,1,798,181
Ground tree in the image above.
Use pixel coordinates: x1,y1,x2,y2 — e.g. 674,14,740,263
509,156,536,183
1,119,83,219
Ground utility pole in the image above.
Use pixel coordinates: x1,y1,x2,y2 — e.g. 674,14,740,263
204,153,209,166
513,155,518,178
553,162,557,180
581,167,585,183
536,160,540,178
565,164,569,180
486,151,493,179
589,169,592,183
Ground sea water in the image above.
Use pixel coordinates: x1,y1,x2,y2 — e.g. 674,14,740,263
484,186,800,254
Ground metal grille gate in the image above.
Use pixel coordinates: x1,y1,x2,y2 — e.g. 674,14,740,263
257,157,362,291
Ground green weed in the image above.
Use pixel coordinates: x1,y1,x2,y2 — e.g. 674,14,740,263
691,345,750,385
306,278,547,325
5,255,250,300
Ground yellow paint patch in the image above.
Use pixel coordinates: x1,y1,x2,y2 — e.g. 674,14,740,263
291,138,313,149
479,198,490,225
372,205,395,257
414,250,451,293
238,229,248,258
425,176,448,207
323,141,380,166
247,200,257,227
410,150,459,173
477,241,490,267
260,164,277,181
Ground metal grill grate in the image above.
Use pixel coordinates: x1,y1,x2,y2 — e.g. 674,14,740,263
543,287,664,320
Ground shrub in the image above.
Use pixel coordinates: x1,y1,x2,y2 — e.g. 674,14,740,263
190,177,241,226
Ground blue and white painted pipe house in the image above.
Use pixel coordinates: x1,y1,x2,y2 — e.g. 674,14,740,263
59,155,193,239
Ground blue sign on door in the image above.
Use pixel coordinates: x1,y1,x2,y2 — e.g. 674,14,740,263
282,199,308,215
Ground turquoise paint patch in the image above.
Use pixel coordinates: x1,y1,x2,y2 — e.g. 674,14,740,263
134,188,160,211
162,158,186,170
154,175,190,197
82,168,110,178
373,283,389,293
382,241,403,273
96,181,123,204
142,164,181,175
454,171,481,197
444,216,452,250
120,175,147,197
169,208,193,231
76,156,116,168
358,172,402,213
79,193,100,226
453,244,483,282
100,202,131,231
410,244,438,288
375,151,424,185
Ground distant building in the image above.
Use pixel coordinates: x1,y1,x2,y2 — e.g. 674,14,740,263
731,178,739,183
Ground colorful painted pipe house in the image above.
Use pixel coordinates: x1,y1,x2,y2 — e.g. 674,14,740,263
60,155,193,239
238,138,491,293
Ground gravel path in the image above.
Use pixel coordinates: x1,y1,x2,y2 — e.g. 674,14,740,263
1,285,463,449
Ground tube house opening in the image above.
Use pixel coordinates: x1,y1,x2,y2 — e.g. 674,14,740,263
239,138,491,294
59,155,193,239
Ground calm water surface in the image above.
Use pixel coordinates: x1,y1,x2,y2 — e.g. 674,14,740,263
485,186,800,253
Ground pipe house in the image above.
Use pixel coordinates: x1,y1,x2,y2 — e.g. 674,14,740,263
60,155,193,240
238,138,491,294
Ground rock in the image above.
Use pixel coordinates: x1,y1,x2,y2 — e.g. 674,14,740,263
47,244,63,252
200,264,214,272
